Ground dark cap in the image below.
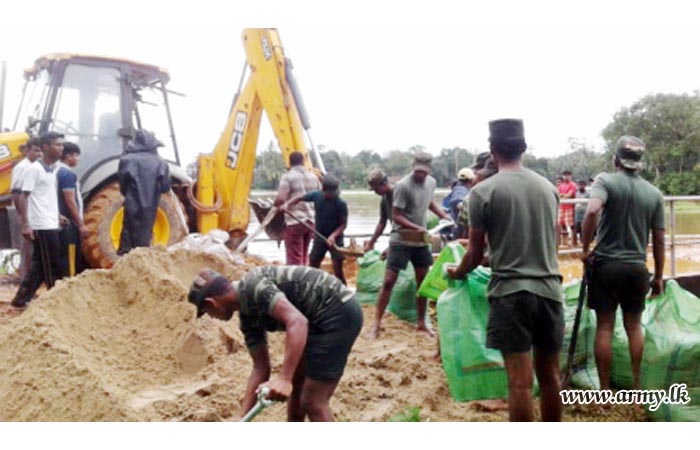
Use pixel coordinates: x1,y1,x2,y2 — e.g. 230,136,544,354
413,152,433,173
322,173,340,192
489,119,525,144
615,135,645,171
367,168,388,187
188,268,227,318
472,151,491,170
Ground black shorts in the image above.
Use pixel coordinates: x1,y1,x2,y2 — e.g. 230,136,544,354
309,238,345,262
386,243,433,272
587,261,649,313
305,298,363,381
486,291,564,354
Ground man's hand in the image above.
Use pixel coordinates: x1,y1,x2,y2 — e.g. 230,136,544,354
259,376,293,402
580,251,594,268
59,215,69,227
447,265,466,280
278,202,290,213
21,224,34,241
380,248,388,260
650,277,664,298
363,240,375,252
326,238,337,249
78,224,89,238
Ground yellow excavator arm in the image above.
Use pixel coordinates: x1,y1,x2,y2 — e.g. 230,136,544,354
195,28,324,241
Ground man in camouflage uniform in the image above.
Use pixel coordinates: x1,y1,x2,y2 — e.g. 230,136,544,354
189,265,362,421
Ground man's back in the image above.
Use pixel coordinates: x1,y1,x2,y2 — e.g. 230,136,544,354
591,171,665,264
469,168,561,301
23,160,59,231
279,166,320,225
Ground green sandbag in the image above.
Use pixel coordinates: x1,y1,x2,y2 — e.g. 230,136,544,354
355,250,385,304
387,263,418,323
437,267,509,402
355,250,418,323
641,280,700,421
426,211,439,230
417,242,465,301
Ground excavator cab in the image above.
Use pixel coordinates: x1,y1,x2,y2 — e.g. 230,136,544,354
1,54,190,266
15,54,182,184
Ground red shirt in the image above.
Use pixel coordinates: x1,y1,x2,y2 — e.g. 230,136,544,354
558,181,577,211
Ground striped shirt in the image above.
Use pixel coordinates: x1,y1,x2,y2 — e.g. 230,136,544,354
234,266,355,349
278,166,321,225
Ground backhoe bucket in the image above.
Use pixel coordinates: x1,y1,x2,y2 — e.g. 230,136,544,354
249,198,285,242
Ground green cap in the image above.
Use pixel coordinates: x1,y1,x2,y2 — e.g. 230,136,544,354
616,136,645,171
488,118,525,144
413,152,433,173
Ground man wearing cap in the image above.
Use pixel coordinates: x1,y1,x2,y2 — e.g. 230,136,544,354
448,119,564,422
281,174,348,284
456,154,498,241
581,135,665,393
368,152,451,339
275,151,322,266
117,129,172,255
446,167,474,238
364,168,394,253
188,265,362,421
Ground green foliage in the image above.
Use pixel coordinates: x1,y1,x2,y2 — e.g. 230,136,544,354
658,169,700,196
252,142,286,190
602,92,700,188
387,406,422,422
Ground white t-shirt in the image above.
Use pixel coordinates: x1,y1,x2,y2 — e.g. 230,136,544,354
10,158,32,192
21,160,59,230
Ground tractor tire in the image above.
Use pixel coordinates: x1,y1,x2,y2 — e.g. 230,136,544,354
82,182,188,268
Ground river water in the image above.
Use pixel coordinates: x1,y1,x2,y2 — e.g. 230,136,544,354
246,189,449,262
246,191,700,276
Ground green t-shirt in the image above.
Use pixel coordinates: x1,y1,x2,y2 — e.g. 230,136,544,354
390,174,436,247
234,266,355,350
590,171,665,264
469,168,562,302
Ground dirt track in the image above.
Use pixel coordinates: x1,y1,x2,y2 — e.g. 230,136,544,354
0,248,648,422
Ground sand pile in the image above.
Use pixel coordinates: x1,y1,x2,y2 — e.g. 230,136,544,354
0,247,646,422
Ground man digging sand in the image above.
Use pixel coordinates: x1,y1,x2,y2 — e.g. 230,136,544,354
189,265,362,421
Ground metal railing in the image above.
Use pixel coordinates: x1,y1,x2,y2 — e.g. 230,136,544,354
560,195,700,277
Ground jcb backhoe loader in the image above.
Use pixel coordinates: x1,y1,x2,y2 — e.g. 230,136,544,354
0,28,324,268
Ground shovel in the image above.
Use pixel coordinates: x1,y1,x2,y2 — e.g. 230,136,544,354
233,206,279,253
283,209,363,258
561,271,588,388
239,387,276,422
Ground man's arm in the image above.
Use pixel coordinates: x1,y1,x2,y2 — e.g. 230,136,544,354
448,227,486,279
236,344,272,418
327,212,347,246
580,197,603,267
651,228,665,296
429,200,451,221
16,192,33,241
279,192,312,211
259,297,308,401
274,176,291,207
62,189,89,237
365,217,387,251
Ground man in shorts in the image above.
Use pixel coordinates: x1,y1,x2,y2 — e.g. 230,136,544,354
189,265,362,421
367,152,451,339
364,169,394,254
581,136,665,391
448,119,563,421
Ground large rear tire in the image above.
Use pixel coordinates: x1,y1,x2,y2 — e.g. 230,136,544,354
82,182,188,268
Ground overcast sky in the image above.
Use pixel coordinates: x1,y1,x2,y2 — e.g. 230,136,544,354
3,1,700,167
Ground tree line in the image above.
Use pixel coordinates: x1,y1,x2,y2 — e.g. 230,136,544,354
249,92,700,195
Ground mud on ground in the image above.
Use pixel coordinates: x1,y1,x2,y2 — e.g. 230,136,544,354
0,248,646,422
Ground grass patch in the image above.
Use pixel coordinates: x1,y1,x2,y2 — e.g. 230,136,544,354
388,406,422,422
